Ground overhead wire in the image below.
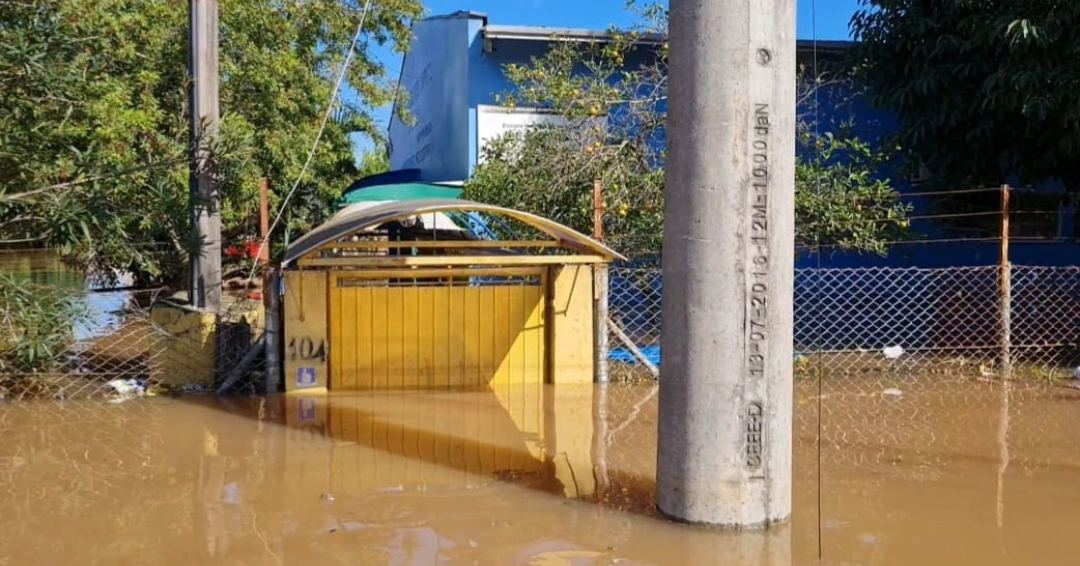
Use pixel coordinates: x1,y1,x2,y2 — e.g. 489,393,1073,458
810,0,825,560
245,0,375,286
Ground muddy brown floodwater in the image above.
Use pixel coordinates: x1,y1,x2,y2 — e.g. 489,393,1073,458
1,378,1078,565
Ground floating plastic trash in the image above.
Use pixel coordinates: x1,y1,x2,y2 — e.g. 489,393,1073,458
106,378,147,397
882,346,905,360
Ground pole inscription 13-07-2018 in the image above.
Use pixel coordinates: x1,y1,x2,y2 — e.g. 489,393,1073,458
747,102,771,379
745,101,771,472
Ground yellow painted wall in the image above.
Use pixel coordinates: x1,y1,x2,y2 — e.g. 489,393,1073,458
324,390,547,492
492,382,546,462
283,270,329,392
329,274,545,389
80,302,217,387
547,384,598,498
549,265,596,384
150,305,216,387
274,386,599,503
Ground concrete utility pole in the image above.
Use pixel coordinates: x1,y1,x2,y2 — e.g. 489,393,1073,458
656,0,796,529
188,0,222,310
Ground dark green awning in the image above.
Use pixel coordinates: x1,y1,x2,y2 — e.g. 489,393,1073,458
338,182,462,207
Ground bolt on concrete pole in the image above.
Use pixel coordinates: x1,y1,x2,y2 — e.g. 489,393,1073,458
656,0,796,529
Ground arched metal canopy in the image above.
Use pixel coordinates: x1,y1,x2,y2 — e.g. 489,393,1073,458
282,198,626,267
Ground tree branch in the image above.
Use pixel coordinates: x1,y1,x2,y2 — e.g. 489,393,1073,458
0,157,187,203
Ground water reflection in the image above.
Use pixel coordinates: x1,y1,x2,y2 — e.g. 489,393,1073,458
0,380,1079,565
0,250,134,340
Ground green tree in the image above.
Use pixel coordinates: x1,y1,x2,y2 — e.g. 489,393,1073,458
0,0,423,287
357,145,391,179
0,274,89,382
464,1,909,257
850,0,1080,190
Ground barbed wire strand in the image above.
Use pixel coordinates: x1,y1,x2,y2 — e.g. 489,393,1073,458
902,209,1059,221
793,210,1062,237
900,186,1046,198
798,235,1078,253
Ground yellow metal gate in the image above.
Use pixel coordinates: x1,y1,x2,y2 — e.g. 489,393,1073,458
328,268,547,390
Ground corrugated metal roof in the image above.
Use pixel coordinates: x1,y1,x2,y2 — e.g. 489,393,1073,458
327,199,469,233
283,199,626,266
481,23,853,54
483,24,664,45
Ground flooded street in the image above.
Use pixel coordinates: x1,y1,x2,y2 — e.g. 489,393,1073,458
1,380,1078,565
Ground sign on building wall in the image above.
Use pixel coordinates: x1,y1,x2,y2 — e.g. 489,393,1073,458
475,104,611,164
475,105,569,164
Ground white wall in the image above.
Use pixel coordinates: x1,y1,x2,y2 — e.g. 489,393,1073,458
475,105,568,163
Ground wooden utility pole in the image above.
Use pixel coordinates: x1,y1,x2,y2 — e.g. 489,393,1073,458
657,0,796,529
189,0,222,310
592,179,605,241
259,177,271,267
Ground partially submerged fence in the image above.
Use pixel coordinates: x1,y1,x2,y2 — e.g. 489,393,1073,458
607,264,1080,382
0,277,267,401
7,262,1076,400
5,244,1079,402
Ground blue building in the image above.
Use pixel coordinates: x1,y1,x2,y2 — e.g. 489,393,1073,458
386,10,1080,268
388,11,850,183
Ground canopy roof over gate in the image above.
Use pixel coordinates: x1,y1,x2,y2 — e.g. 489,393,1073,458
337,182,463,207
282,198,625,267
326,199,470,233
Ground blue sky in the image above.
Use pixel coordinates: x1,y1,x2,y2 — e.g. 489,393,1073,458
352,0,861,156
414,0,860,37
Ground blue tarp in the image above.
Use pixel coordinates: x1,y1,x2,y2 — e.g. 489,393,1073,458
609,345,807,365
609,345,661,365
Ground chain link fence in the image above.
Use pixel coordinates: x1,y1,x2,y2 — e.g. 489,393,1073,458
608,264,1080,384
0,271,268,401
606,262,1080,482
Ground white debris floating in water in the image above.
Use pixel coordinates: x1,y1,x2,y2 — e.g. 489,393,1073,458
106,378,147,398
882,345,905,360
1072,366,1080,380
882,388,903,398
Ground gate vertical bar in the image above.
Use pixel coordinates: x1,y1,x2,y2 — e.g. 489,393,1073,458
544,266,556,384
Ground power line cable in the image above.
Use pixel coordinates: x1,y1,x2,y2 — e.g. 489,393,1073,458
245,0,375,285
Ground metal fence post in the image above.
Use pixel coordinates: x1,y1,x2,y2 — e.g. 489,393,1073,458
999,184,1012,378
595,264,610,384
264,268,282,394
593,179,610,384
